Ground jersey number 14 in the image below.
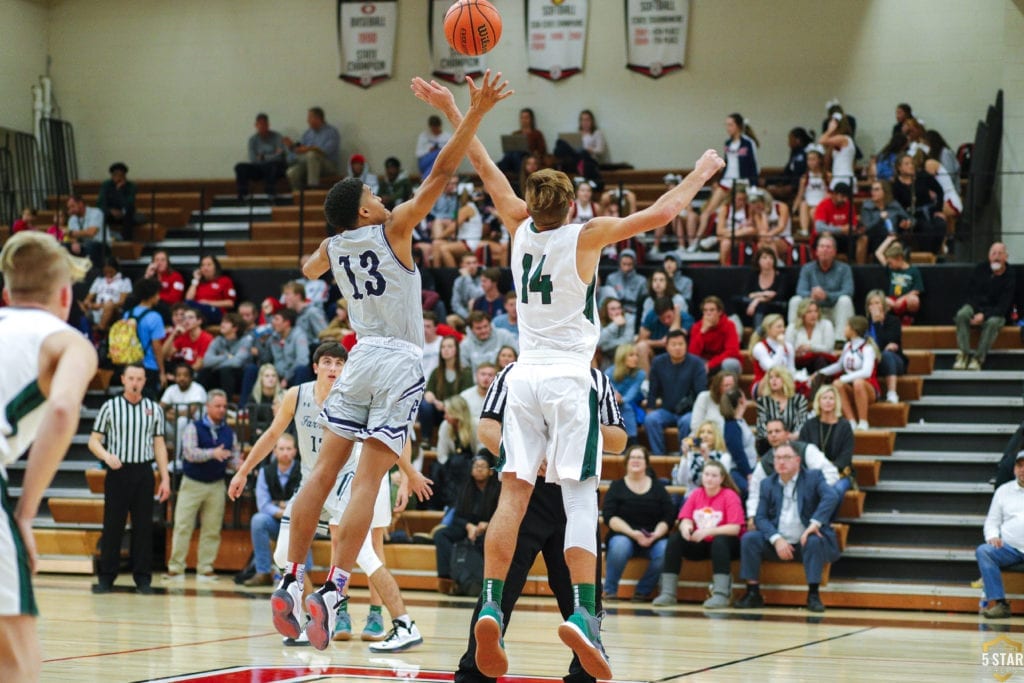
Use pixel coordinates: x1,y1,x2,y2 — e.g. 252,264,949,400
520,253,553,305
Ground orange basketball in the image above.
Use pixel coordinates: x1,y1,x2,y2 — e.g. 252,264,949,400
444,0,502,57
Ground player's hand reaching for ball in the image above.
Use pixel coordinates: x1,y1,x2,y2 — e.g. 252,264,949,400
410,78,458,118
695,149,726,180
466,70,514,115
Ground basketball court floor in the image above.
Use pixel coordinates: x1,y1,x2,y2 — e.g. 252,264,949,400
34,574,1021,682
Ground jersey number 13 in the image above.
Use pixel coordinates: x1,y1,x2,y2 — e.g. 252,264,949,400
337,250,386,300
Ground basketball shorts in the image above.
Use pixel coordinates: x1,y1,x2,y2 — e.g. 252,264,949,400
328,467,392,529
501,359,603,485
319,337,425,456
0,473,37,616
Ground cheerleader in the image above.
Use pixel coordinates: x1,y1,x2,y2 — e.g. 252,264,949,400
812,315,879,432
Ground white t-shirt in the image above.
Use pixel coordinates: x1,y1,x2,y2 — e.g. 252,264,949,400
159,382,208,449
87,273,133,323
421,337,441,380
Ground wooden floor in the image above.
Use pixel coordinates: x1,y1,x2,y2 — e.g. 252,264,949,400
33,575,1024,682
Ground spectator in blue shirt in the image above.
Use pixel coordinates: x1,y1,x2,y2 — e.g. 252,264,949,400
491,291,519,338
644,330,707,455
284,106,341,190
126,277,167,400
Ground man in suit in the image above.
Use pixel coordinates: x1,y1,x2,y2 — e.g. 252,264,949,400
734,441,840,612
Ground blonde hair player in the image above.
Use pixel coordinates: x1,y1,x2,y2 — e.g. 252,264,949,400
0,232,97,681
413,76,724,680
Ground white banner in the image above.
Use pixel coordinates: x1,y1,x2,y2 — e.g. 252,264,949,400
526,0,588,82
337,0,397,88
626,0,689,79
429,0,487,84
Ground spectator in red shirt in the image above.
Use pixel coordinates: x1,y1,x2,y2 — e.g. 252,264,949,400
145,250,186,308
689,296,742,375
813,183,866,264
163,307,214,379
185,254,237,324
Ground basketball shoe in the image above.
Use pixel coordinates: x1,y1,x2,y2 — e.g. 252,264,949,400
332,606,352,641
473,601,507,678
271,574,304,640
361,610,387,641
557,607,611,680
368,619,423,653
305,582,346,651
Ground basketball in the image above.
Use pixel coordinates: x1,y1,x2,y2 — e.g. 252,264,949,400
444,0,502,57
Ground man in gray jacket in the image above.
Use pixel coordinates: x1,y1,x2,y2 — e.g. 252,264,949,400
198,312,252,393
269,309,310,386
787,233,854,342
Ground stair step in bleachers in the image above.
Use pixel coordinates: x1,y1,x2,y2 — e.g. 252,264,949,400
902,325,1021,350
220,256,301,270
249,222,330,239
225,239,324,257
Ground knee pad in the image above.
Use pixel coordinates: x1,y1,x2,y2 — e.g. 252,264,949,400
561,478,599,555
273,520,291,569
355,532,384,576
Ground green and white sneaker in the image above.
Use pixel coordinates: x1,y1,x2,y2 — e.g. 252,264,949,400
361,610,387,642
558,608,611,681
332,607,352,641
473,601,507,678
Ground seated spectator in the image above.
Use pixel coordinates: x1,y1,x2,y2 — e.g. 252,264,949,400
671,421,734,493
793,145,829,236
597,297,634,366
813,183,865,263
787,234,854,343
976,451,1024,619
746,420,840,522
570,180,599,223
640,270,692,328
714,184,756,265
606,343,646,445
497,107,548,175
458,362,496,422
237,300,258,330
470,267,504,319
317,299,354,345
661,253,694,309
654,460,744,608
460,312,517,373
198,312,251,394
813,316,879,432
165,390,241,581
786,298,836,373
450,252,483,322
751,188,793,263
234,112,287,199
635,297,679,371
689,296,742,376
643,330,707,455
421,312,443,381
865,290,906,404
163,307,213,378
735,442,841,613
282,280,327,344
735,248,788,329
416,115,452,177
65,193,107,266
434,455,500,594
600,248,645,316
289,254,330,314
346,153,379,194
891,153,946,254
245,434,302,586
98,162,144,241
185,255,237,324
954,242,1015,371
12,207,62,241
159,363,208,454
245,363,284,442
421,336,473,448
689,371,738,436
861,180,910,257
874,237,923,323
868,131,907,183
799,385,855,496
553,108,605,182
602,445,676,601
144,250,186,318
81,257,132,334
432,395,479,512
269,308,311,386
495,345,517,371
379,156,414,209
755,367,808,453
416,175,459,267
749,314,796,390
491,291,519,338
283,106,341,190
719,388,757,497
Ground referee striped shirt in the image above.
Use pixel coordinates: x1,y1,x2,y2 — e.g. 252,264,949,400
481,363,624,429
92,395,165,464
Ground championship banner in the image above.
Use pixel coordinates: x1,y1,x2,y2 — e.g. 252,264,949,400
625,0,689,78
526,0,588,82
429,0,487,84
337,0,397,88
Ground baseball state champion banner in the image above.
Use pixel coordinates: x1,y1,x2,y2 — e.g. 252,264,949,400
526,0,589,82
429,0,487,84
337,0,397,88
625,0,689,78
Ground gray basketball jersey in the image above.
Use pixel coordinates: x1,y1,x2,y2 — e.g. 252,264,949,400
293,382,324,481
0,308,74,468
326,225,424,347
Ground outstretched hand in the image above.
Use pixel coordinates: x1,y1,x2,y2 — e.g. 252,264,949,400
694,149,726,180
466,70,514,114
411,78,458,117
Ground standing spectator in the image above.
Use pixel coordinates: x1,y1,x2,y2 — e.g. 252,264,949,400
861,181,910,257
269,308,311,386
786,299,837,374
799,385,856,495
470,268,504,319
954,242,1015,371
689,296,742,376
282,281,327,344
451,252,483,322
643,330,707,455
98,162,143,241
198,312,251,394
165,390,241,581
81,257,132,334
164,308,213,375
696,113,760,240
283,106,341,190
245,434,303,586
813,183,865,263
976,452,1024,619
460,312,517,373
123,278,167,399
601,446,676,601
597,297,634,365
606,344,646,445
421,336,473,447
65,194,106,266
379,157,413,209
874,237,923,323
491,291,519,338
601,249,646,316
234,113,287,198
736,247,788,329
764,127,812,201
818,113,856,189
755,367,808,453
813,316,879,432
688,371,739,437
185,255,237,324
865,290,907,404
144,250,186,314
88,364,171,593
416,115,452,176
435,456,500,593
787,234,854,342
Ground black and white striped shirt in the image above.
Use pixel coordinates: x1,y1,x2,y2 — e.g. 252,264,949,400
92,395,165,464
481,364,624,429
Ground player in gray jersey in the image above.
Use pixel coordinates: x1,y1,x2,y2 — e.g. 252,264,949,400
413,77,725,679
0,232,96,680
270,70,512,649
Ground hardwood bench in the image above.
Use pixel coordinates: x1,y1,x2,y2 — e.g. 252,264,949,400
903,325,1022,351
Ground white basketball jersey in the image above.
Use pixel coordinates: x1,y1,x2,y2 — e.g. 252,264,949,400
0,308,74,467
511,220,599,361
293,381,363,482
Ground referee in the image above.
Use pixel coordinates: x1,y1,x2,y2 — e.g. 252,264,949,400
88,363,171,594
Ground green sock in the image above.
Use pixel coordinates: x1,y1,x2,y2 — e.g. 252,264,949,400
338,599,349,612
482,578,504,605
574,583,596,615
369,604,382,614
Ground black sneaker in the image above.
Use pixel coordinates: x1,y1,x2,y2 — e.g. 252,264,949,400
136,584,155,595
91,582,113,594
733,592,765,609
806,594,825,613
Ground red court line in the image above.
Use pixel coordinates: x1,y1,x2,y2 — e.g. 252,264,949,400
42,631,276,663
145,665,639,683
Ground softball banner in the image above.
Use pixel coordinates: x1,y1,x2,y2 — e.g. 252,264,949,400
337,0,397,88
625,0,689,78
526,0,588,82
429,0,487,84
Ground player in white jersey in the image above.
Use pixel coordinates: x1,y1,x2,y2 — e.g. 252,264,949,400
228,343,424,652
0,232,96,681
271,70,511,650
412,76,725,680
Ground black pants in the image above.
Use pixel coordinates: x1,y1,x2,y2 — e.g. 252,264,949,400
98,461,156,587
663,532,740,576
234,160,286,197
435,523,470,579
454,482,602,683
143,368,163,402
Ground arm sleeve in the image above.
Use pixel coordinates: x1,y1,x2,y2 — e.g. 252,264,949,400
984,490,1003,540
831,421,855,472
658,484,677,525
723,490,746,528
248,135,259,163
796,265,811,298
601,481,624,526
678,491,697,521
619,371,645,405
